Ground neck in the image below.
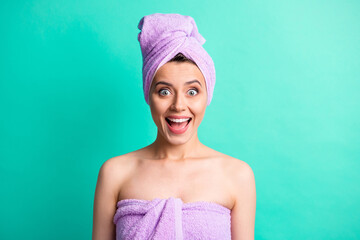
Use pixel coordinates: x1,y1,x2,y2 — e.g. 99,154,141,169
149,130,204,161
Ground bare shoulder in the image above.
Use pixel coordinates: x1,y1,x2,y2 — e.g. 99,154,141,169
202,147,254,182
98,151,139,184
214,152,255,201
208,148,254,180
101,152,135,169
220,155,256,239
225,156,255,183
93,151,140,240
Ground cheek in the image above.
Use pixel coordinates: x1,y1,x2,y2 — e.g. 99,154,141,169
152,99,168,114
191,102,206,121
150,99,168,124
192,96,207,110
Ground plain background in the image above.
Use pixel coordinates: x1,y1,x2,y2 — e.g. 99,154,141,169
1,0,359,239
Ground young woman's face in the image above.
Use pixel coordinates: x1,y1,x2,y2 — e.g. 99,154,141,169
149,61,207,145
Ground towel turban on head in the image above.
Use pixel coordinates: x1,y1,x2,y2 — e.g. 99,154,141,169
137,13,216,106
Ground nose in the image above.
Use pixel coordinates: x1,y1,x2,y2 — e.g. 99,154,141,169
170,92,186,111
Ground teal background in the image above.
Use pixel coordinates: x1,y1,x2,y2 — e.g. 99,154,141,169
1,0,359,239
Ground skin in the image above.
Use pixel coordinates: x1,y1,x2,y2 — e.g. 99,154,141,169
148,61,208,159
92,61,256,240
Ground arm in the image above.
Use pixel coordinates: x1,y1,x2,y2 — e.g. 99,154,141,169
231,161,256,240
92,159,119,240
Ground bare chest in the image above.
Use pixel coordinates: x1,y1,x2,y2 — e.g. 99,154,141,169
118,158,235,210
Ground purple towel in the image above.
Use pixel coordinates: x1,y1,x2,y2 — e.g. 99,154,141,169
113,197,231,239
137,13,216,106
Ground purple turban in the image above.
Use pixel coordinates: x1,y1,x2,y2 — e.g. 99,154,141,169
137,13,216,106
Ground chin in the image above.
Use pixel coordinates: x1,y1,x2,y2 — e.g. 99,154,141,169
166,136,190,145
158,126,194,145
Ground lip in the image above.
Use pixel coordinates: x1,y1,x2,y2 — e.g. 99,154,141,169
166,115,192,119
165,117,192,134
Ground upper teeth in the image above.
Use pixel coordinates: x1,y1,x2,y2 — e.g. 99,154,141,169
167,118,190,123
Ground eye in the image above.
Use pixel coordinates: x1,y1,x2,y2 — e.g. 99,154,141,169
188,88,198,96
159,89,171,96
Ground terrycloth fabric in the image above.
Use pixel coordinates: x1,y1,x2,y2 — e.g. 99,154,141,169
137,13,216,106
113,197,231,240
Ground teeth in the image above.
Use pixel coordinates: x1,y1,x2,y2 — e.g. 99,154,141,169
167,117,190,123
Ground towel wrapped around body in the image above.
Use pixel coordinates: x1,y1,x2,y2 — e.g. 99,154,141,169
113,197,231,240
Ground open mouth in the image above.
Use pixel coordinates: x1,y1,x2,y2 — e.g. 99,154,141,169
165,117,192,129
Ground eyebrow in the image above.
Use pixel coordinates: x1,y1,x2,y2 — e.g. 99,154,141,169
155,80,202,88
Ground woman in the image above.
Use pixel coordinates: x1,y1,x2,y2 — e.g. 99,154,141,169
93,13,256,240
